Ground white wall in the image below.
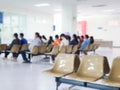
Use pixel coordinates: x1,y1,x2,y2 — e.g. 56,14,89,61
77,14,120,46
0,8,54,43
26,14,53,41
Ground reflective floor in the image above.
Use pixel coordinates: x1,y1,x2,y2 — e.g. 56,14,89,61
0,47,119,90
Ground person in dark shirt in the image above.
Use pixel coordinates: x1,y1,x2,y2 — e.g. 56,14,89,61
20,33,28,45
70,34,78,46
48,36,54,45
3,33,21,61
90,36,94,44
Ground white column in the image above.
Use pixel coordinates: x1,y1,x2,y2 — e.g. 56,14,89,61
62,3,77,35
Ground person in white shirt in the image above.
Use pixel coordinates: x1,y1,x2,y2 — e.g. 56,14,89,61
60,34,69,47
29,33,42,51
21,32,42,63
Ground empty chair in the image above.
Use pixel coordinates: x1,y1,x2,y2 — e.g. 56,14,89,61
39,46,47,54
102,57,120,87
92,44,99,52
0,44,7,52
66,55,110,82
88,44,94,51
59,46,66,53
44,53,80,77
27,46,39,55
20,44,29,51
8,45,21,53
66,45,73,53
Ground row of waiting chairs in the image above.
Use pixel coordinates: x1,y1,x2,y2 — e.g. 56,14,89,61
44,54,120,89
0,44,29,54
29,43,99,56
80,44,99,54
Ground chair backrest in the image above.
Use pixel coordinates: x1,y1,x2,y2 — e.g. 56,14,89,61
46,44,53,52
0,44,7,51
39,46,47,53
59,46,66,53
31,46,39,54
108,57,120,82
10,45,21,53
88,44,94,51
51,45,59,55
66,45,73,53
20,44,29,51
51,53,80,74
93,44,99,50
77,55,110,79
72,44,79,53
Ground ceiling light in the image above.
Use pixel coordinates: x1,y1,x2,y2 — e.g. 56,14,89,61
34,3,50,7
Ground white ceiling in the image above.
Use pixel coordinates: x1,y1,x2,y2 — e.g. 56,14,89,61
0,0,120,15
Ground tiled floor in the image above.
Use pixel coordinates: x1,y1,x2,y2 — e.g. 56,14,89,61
0,47,119,90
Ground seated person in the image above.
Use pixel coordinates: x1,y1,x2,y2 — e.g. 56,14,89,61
20,33,28,45
21,32,42,63
60,34,69,47
52,35,60,47
3,33,21,61
70,34,79,46
42,35,48,43
79,35,90,55
48,36,54,45
80,35,84,44
90,36,94,44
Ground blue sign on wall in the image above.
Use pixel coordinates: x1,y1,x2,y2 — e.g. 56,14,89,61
53,25,56,31
0,12,3,24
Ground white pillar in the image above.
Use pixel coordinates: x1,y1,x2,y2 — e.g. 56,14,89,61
62,3,77,36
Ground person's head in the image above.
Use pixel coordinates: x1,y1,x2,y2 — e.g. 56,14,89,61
49,36,53,40
35,32,40,38
81,35,84,39
20,33,24,38
55,35,59,40
85,34,89,39
60,34,66,40
72,34,77,40
90,36,94,40
42,35,47,40
14,33,18,39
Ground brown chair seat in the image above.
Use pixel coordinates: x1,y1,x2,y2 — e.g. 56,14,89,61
66,45,73,53
45,45,59,55
0,44,7,52
44,53,80,77
7,45,21,53
102,57,120,87
20,44,29,51
66,55,110,82
27,46,39,55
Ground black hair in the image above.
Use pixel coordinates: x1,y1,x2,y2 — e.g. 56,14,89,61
35,32,41,40
85,34,89,39
14,33,18,38
42,35,47,40
20,33,24,37
55,35,59,39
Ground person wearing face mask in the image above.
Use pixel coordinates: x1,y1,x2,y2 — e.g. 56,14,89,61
3,33,21,61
